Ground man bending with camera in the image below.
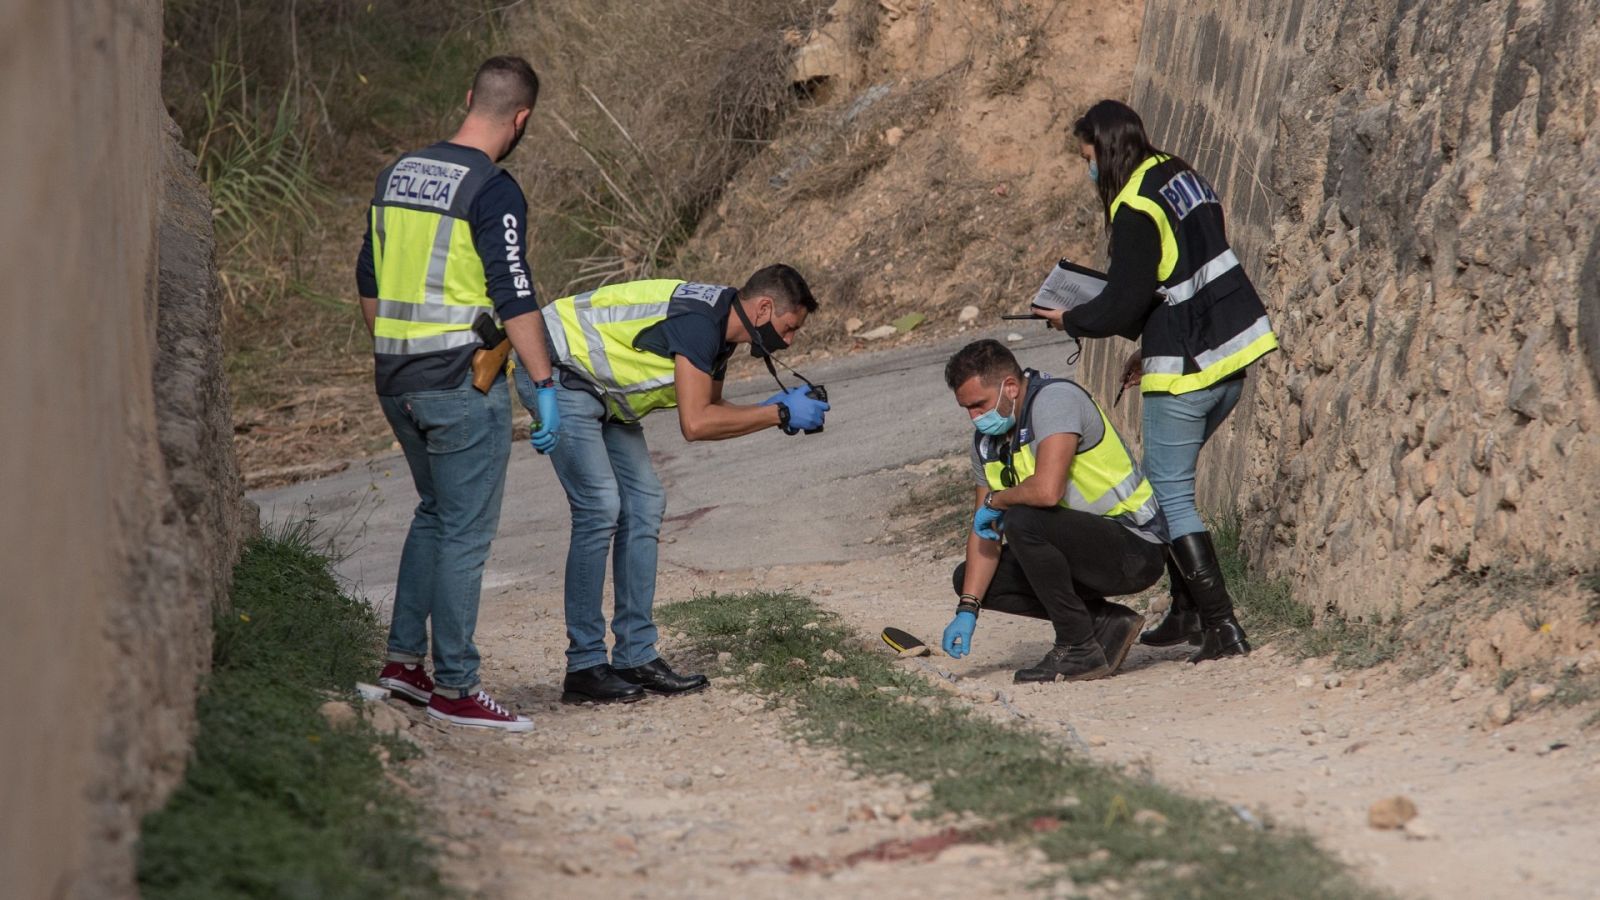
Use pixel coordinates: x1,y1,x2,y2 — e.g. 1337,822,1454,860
514,265,828,703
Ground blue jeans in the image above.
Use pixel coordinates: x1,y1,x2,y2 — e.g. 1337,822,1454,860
514,368,666,672
379,373,511,698
1141,378,1244,539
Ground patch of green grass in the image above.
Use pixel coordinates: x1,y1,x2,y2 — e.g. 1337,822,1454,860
137,526,446,899
661,591,1381,899
1215,519,1402,669
1582,572,1600,626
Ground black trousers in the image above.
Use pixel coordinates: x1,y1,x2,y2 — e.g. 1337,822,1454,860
951,505,1164,645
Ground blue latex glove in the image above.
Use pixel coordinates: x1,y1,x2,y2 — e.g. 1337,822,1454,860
942,610,977,658
759,389,788,406
529,385,561,453
973,504,1004,541
778,386,829,432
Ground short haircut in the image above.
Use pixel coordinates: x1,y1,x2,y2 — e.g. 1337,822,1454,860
740,264,817,313
944,339,1023,391
469,56,540,120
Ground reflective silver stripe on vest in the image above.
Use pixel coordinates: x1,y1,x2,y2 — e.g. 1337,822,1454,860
1065,468,1154,522
550,291,672,394
373,329,480,356
542,304,571,360
1162,248,1239,306
375,299,483,327
1194,315,1273,369
1142,355,1186,375
423,218,453,303
374,205,387,254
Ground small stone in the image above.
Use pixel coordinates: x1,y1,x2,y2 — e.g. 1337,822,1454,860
1323,673,1343,689
958,305,980,325
1485,697,1515,729
822,649,845,664
1402,817,1437,840
664,773,693,790
366,702,411,737
716,651,733,666
1299,721,1325,735
883,126,905,146
1367,795,1418,830
1527,682,1554,705
860,324,898,341
558,859,587,876
711,765,728,778
1087,735,1108,747
1004,332,1024,343
1133,809,1169,828
1295,674,1316,689
845,316,864,334
319,700,358,730
1449,673,1475,702
1577,650,1600,675
935,844,1009,866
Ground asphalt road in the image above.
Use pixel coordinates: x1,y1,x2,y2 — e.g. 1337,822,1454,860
253,325,1084,610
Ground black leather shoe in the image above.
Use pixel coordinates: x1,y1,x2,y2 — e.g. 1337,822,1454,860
1140,598,1202,647
1092,603,1144,674
614,658,709,696
1188,615,1251,664
1014,643,1112,683
561,663,646,704
1141,554,1202,647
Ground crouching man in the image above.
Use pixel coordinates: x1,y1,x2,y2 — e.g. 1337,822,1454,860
941,340,1167,682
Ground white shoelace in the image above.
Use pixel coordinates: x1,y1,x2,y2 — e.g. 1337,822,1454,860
476,691,512,717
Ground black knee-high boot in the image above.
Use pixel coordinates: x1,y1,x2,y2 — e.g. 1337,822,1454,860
1169,532,1250,663
1139,553,1202,647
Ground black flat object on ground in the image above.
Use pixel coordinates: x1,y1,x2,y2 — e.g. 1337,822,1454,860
614,658,710,695
880,626,931,657
561,663,646,704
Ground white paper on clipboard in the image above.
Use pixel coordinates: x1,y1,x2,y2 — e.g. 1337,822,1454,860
1030,259,1108,312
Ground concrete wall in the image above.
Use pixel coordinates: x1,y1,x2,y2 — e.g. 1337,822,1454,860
0,1,245,895
1117,0,1600,617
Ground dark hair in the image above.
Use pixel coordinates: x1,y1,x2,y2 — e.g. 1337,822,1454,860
1072,99,1191,225
469,56,540,120
944,340,1023,391
740,263,817,313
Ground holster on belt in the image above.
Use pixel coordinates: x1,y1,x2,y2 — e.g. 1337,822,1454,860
469,313,511,393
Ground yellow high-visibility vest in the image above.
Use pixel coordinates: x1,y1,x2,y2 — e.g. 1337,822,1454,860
542,279,704,422
1110,155,1278,395
370,147,499,358
976,372,1164,537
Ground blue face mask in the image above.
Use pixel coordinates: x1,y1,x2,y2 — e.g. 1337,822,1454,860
1087,159,1100,183
973,383,1017,436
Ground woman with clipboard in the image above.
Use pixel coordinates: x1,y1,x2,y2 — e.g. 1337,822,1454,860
1032,99,1279,664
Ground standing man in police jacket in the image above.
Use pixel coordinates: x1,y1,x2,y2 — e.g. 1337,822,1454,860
356,56,560,731
513,265,827,704
940,340,1168,683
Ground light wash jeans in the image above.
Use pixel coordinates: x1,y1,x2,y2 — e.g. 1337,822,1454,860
515,368,667,672
1141,378,1244,539
379,373,511,698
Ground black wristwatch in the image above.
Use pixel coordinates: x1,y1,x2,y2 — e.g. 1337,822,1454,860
776,402,798,435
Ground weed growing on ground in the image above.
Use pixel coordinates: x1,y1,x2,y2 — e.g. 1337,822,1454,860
137,529,445,899
661,591,1381,899
1214,519,1403,669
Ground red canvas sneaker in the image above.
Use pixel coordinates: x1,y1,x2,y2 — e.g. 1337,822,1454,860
377,661,434,704
427,691,534,733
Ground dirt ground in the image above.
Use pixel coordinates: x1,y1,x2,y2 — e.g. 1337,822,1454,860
255,329,1599,899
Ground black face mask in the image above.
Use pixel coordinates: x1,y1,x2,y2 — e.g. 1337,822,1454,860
732,297,789,358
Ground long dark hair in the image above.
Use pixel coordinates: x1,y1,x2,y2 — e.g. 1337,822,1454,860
1072,100,1192,225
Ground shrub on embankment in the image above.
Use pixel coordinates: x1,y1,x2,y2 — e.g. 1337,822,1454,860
137,527,444,898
